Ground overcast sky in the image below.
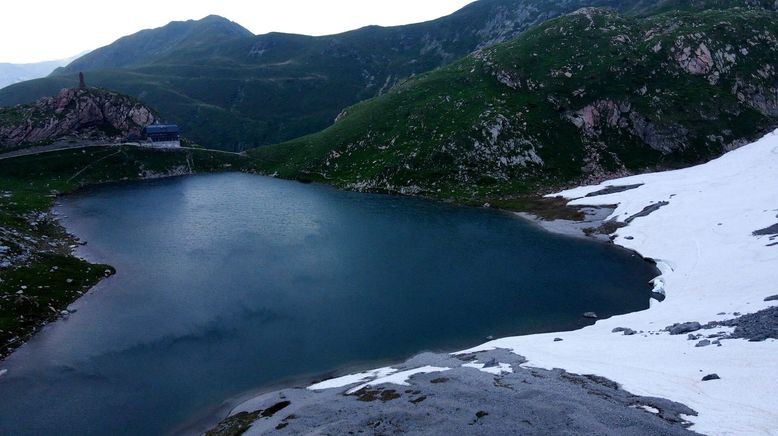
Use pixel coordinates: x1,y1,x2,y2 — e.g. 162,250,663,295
0,0,475,63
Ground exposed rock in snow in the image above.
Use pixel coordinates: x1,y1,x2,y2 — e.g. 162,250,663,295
707,306,778,342
666,322,702,335
612,327,637,336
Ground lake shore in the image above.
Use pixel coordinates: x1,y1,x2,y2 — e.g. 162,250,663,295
514,204,616,241
212,130,778,435
0,146,249,359
210,349,697,435
0,145,630,364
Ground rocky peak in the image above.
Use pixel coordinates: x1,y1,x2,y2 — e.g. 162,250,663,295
0,87,157,149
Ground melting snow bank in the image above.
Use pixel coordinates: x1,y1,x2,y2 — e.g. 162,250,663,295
463,129,778,435
210,131,778,435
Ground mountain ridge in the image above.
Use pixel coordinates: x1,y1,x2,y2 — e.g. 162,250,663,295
0,0,698,150
2,0,775,150
249,6,778,202
53,15,253,74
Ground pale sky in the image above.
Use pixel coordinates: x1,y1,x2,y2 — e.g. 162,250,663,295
0,0,476,64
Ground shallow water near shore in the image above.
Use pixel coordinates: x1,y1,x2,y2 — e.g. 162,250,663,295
0,173,658,435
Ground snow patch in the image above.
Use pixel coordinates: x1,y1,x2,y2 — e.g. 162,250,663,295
345,366,450,395
308,367,397,391
634,404,660,414
462,361,513,375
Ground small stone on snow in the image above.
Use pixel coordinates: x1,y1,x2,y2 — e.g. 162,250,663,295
667,322,702,335
612,327,636,335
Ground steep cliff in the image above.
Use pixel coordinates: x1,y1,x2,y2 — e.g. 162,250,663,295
0,87,156,149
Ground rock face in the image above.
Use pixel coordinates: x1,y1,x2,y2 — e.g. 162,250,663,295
0,87,156,149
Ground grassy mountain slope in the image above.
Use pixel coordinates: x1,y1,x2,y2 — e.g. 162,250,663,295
55,15,253,73
0,0,716,150
250,7,778,202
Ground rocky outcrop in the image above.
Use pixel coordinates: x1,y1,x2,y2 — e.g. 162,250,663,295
674,42,714,75
0,87,156,149
565,100,687,155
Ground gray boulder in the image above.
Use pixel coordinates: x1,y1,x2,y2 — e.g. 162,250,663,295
612,327,637,336
667,322,702,335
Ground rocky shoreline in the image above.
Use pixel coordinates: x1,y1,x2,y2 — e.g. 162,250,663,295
514,204,617,241
210,308,778,435
209,349,699,436
0,200,115,359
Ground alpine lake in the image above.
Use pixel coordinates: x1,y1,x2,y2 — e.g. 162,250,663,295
0,173,658,435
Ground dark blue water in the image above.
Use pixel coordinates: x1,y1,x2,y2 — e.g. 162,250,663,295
0,173,656,435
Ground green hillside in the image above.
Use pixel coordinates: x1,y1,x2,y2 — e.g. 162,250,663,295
0,0,727,151
54,15,253,73
250,7,778,203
